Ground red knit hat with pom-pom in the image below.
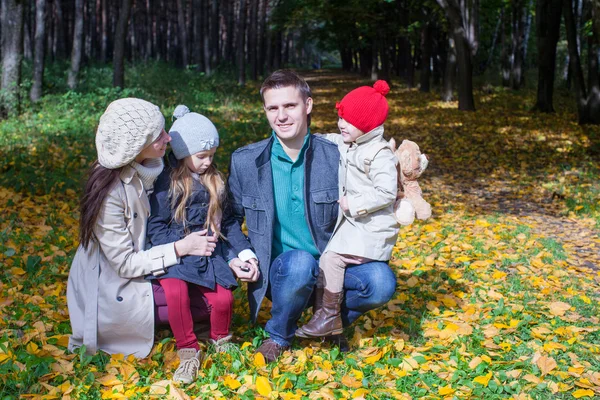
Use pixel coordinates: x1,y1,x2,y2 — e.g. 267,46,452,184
336,80,390,133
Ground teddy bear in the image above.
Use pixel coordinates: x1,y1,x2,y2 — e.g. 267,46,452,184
388,138,432,226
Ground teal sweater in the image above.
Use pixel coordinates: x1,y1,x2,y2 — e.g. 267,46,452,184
270,132,320,260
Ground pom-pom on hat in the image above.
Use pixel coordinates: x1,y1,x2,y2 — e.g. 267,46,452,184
169,105,219,160
336,80,390,133
96,98,165,169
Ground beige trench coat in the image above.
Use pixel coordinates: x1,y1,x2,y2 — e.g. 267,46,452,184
67,165,179,358
319,126,399,261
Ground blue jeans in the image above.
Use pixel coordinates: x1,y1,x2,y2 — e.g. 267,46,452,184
265,249,397,346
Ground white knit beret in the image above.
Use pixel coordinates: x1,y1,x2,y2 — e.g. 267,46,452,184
169,105,219,160
95,98,165,169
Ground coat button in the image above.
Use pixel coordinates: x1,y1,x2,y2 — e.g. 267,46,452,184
116,296,123,302
133,212,138,218
252,203,257,209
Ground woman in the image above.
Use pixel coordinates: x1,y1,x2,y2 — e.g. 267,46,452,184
67,98,219,358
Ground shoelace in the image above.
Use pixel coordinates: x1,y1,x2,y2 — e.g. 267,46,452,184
176,357,200,377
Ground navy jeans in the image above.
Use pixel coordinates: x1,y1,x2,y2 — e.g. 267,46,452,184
265,249,397,346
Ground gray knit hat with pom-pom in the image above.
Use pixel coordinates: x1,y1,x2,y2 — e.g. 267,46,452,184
169,105,220,160
96,98,165,169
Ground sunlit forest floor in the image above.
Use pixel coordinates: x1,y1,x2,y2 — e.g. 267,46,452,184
1,65,599,399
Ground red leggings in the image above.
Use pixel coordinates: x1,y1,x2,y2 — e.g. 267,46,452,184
158,278,233,350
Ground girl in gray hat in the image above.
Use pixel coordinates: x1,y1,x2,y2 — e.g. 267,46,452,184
146,105,260,384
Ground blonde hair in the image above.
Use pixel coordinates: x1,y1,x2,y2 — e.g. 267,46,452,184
169,160,226,238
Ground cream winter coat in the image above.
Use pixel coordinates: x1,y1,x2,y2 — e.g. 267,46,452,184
319,126,399,261
67,164,179,358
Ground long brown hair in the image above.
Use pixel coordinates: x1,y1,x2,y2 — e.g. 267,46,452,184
169,160,226,237
79,161,122,249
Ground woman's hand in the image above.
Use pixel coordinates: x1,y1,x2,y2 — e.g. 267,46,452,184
174,229,217,257
229,258,260,282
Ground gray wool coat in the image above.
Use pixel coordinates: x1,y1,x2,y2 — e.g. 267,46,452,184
227,134,340,322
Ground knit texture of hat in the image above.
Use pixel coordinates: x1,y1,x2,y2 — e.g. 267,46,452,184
96,98,165,169
336,80,390,133
169,105,219,160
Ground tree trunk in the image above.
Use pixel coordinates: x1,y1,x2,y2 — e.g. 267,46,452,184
420,21,432,92
176,0,188,66
211,0,219,65
586,0,600,124
481,9,502,74
442,36,456,102
23,3,32,61
203,0,211,74
67,0,84,89
437,0,476,111
225,0,235,63
30,0,46,102
0,0,24,115
520,0,533,86
237,0,247,85
258,0,268,75
563,0,599,124
249,0,258,80
113,0,132,88
533,0,562,112
500,6,511,86
54,0,67,58
510,0,526,89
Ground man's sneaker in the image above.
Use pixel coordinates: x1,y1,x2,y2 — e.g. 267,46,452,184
173,348,201,384
255,338,289,363
209,334,235,353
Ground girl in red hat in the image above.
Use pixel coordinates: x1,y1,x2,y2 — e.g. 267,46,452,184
296,81,399,338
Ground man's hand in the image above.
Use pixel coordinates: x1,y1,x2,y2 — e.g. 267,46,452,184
229,258,260,282
338,196,349,212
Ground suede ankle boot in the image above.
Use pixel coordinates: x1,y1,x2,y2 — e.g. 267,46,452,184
296,289,343,338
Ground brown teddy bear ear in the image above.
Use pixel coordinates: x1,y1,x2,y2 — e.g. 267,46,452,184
388,138,396,151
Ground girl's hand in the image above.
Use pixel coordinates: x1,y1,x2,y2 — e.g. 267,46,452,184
229,258,260,282
338,196,349,212
175,229,217,257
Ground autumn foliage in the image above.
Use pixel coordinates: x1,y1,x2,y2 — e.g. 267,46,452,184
0,68,599,399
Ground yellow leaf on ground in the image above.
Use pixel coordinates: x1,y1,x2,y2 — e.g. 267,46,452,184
536,355,557,376
10,267,26,275
572,389,595,398
438,385,455,395
341,375,362,388
548,301,571,316
473,372,492,386
543,342,567,353
223,375,241,390
469,356,482,369
96,374,121,386
522,374,542,384
307,370,330,382
256,376,272,396
253,352,266,367
352,388,370,399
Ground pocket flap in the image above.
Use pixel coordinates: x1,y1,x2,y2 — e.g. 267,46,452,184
311,189,338,204
242,195,265,211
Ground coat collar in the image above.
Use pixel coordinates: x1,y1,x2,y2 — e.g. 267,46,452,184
355,125,385,145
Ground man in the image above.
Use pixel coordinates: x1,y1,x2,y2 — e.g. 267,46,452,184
228,70,396,363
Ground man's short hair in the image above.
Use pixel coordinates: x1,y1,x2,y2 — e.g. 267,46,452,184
260,70,312,103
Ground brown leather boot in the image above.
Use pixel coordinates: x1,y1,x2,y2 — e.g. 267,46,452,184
313,287,324,313
296,289,343,338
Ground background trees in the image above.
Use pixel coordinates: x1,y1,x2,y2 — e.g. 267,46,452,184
0,0,598,125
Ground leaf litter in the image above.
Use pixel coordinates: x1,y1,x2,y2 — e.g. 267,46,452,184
1,70,599,399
